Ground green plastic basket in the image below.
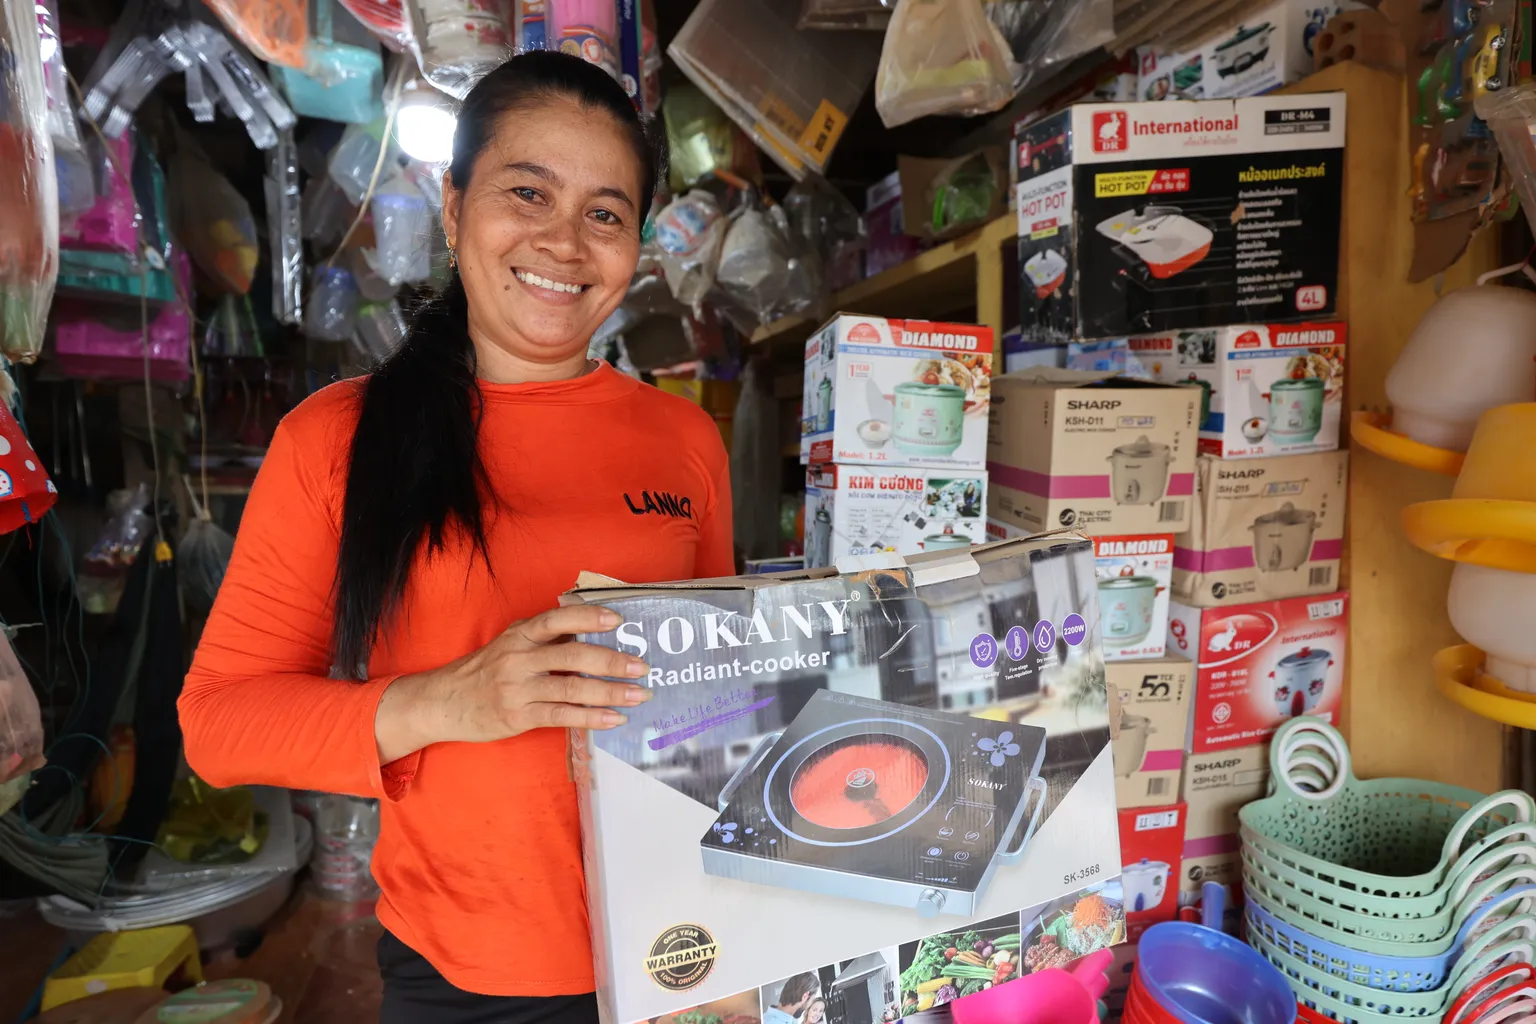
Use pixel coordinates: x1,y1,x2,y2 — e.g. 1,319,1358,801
1238,718,1536,899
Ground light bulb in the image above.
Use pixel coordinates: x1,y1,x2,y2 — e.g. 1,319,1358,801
395,87,457,164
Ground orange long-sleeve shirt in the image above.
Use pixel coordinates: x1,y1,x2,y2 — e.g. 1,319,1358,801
179,362,734,996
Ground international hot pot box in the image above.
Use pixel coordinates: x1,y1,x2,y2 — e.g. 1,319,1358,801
1105,658,1193,809
804,465,987,570
986,369,1200,536
1166,591,1347,753
562,533,1122,1024
801,314,994,472
1117,804,1185,939
1174,450,1348,607
1012,93,1345,346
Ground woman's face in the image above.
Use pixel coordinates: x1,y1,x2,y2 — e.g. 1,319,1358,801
804,1000,825,1024
442,95,644,377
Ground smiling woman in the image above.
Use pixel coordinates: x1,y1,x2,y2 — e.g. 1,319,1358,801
177,52,736,1024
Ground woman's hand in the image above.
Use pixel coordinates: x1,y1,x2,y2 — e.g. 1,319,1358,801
375,605,650,763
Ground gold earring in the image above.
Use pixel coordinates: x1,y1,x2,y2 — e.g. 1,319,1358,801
448,244,457,269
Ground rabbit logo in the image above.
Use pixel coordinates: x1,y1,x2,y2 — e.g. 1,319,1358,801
1208,620,1239,653
1093,110,1128,153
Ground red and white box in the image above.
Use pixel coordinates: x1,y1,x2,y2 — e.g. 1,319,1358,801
801,313,994,471
1118,804,1185,940
1093,534,1174,660
1166,591,1347,753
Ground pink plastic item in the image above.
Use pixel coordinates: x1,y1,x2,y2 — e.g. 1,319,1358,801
53,251,191,382
950,950,1112,1024
60,135,137,254
545,0,618,74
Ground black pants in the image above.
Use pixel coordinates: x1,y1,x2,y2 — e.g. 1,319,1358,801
378,930,600,1024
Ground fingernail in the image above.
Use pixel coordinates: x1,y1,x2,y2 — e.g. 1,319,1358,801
627,687,652,704
602,710,627,726
626,660,648,677
600,610,621,627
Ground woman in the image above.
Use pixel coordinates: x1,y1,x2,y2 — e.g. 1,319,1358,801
179,52,734,1023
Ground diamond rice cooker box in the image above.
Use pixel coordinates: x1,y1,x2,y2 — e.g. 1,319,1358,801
802,314,994,471
804,465,987,569
1117,804,1184,939
1106,657,1192,808
1175,451,1347,607
564,534,1120,1024
1167,591,1347,753
1013,94,1345,345
1093,535,1174,661
987,369,1200,536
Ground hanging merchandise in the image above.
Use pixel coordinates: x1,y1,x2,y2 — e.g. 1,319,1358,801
180,484,235,614
87,483,154,568
202,294,264,358
986,0,1113,97
349,245,396,300
546,0,618,78
265,131,303,327
302,174,356,248
353,299,406,361
663,83,761,193
200,0,310,68
54,251,194,381
327,117,397,205
305,265,361,341
337,0,413,51
783,174,866,294
799,0,892,30
0,629,41,815
0,0,58,366
716,201,793,325
404,0,514,99
650,189,727,310
273,0,385,123
874,0,1016,129
516,0,546,49
1479,84,1536,237
367,172,432,285
56,134,181,305
170,147,260,295
35,0,80,153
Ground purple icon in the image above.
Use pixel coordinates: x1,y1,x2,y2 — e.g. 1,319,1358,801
970,632,999,668
1033,619,1056,653
1062,612,1088,647
1004,625,1028,661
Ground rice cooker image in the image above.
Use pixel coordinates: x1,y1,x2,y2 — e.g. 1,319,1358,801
1111,704,1155,779
1249,503,1319,573
1095,206,1214,280
1023,249,1067,299
816,376,834,433
1122,858,1170,912
1270,646,1333,718
1106,436,1174,505
923,529,973,552
1213,23,1275,77
700,691,1049,918
1267,377,1326,444
810,504,833,568
892,382,966,458
1098,575,1160,645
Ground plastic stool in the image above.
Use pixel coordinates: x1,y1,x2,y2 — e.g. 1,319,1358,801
41,925,203,1011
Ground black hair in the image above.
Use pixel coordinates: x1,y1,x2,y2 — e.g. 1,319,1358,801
331,51,666,677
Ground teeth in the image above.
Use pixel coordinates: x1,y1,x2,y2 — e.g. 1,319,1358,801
516,270,585,294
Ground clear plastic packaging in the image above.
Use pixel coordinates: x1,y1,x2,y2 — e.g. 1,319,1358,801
302,174,358,248
305,266,362,342
0,0,58,366
265,130,304,326
798,0,892,30
327,118,395,205
171,147,260,296
650,189,726,310
405,0,514,99
874,0,1016,128
662,83,760,193
517,0,546,50
783,176,865,299
203,294,266,358
36,0,81,152
310,794,380,899
54,252,193,382
180,481,235,614
349,246,397,300
367,175,432,284
716,204,793,324
1477,85,1536,236
0,630,42,789
87,483,154,568
987,0,1113,96
546,0,619,78
338,0,413,52
200,0,312,68
272,0,386,125
353,300,407,362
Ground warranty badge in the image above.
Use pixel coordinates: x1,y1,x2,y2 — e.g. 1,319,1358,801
644,923,719,992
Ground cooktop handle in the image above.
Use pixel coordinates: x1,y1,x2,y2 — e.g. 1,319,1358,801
1142,204,1183,217
995,775,1049,866
717,731,782,812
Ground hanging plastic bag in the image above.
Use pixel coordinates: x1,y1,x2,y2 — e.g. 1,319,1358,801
200,0,312,69
36,0,80,152
987,0,1113,96
203,294,265,358
180,479,235,614
353,299,406,362
265,131,304,326
404,0,513,99
87,484,154,568
874,0,1015,129
650,190,726,310
327,118,395,205
339,0,413,52
273,0,386,124
0,0,59,365
0,629,42,793
545,0,619,79
717,203,793,324
171,147,260,295
305,266,361,341
367,173,431,285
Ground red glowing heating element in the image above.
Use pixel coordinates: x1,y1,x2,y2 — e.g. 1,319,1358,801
790,739,928,830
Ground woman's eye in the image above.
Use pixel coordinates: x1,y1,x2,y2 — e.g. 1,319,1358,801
512,187,540,202
592,208,621,225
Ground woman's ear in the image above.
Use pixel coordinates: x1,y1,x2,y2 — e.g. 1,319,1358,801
441,172,461,250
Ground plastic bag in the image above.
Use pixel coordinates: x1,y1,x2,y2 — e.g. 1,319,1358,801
171,147,260,295
88,484,154,567
1478,86,1536,237
327,118,395,205
663,83,761,193
874,0,1015,128
367,174,431,285
546,0,619,78
717,204,792,324
201,0,312,68
0,630,42,791
266,131,304,326
783,176,864,298
0,0,59,366
36,0,80,152
650,190,726,310
986,0,1113,96
180,481,235,614
353,299,406,361
305,266,361,341
272,0,385,124
799,0,892,30
404,0,513,99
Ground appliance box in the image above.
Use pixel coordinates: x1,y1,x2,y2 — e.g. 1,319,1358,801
1198,2,1360,101
1174,451,1348,607
1106,658,1193,808
1181,744,1269,897
1093,535,1174,661
1125,322,1346,458
802,314,995,471
986,369,1201,536
1168,592,1346,753
1013,94,1345,346
804,465,988,569
1118,804,1185,939
1135,46,1205,102
565,534,1121,1024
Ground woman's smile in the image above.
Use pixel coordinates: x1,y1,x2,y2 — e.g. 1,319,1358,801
512,267,593,303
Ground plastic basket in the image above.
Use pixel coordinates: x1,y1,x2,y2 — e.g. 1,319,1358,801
1238,719,1536,898
1449,974,1536,1024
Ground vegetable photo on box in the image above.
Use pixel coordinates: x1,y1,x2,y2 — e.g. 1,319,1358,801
898,918,1023,1014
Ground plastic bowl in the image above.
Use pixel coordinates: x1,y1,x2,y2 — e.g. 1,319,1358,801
1135,923,1295,1024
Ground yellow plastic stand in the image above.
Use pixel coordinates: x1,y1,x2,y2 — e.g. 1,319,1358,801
1434,643,1536,730
1349,410,1465,476
41,926,203,1012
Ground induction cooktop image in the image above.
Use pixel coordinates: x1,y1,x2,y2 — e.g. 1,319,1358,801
700,691,1048,918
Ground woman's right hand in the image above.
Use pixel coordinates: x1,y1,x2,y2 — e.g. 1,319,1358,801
375,605,651,762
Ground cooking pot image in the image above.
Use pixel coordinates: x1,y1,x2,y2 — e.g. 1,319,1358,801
1098,575,1160,645
923,531,973,552
1095,206,1214,279
893,382,966,458
1024,249,1067,299
1249,502,1318,573
1106,435,1173,506
1267,377,1325,444
1270,646,1332,718
1111,712,1154,778
1123,858,1170,912
1214,23,1275,77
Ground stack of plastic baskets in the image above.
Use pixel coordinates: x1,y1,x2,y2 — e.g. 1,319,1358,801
1238,718,1536,1024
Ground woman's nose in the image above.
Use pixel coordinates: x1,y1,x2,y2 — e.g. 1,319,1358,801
533,210,585,259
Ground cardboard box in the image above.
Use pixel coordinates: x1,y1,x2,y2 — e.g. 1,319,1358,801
1013,94,1346,345
1118,804,1185,939
1135,47,1205,102
564,534,1120,1024
1174,451,1347,607
899,149,1008,244
1180,744,1269,897
1200,2,1358,100
802,314,994,471
1124,323,1346,459
1106,658,1192,808
865,171,924,278
804,465,987,569
986,370,1201,536
1094,536,1174,661
1168,593,1347,753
